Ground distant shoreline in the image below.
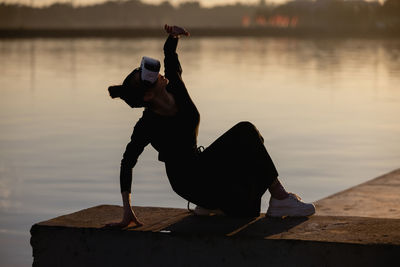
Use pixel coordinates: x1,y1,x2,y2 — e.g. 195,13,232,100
1,27,400,39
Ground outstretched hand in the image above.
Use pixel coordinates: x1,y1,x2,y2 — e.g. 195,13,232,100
164,24,190,37
105,208,143,229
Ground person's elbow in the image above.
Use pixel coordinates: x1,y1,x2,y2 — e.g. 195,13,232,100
121,157,136,169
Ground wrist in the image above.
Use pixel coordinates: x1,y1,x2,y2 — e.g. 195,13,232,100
169,34,180,39
121,191,132,207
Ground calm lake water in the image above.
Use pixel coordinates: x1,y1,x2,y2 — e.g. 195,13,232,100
1,37,400,265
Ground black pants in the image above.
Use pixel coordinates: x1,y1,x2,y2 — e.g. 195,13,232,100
166,121,279,217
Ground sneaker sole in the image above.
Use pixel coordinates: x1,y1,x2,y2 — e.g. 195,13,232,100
266,205,316,217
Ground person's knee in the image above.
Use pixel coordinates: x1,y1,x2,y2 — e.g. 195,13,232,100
235,121,264,142
235,121,256,131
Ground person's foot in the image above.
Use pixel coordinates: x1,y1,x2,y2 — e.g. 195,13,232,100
193,206,225,216
266,193,316,217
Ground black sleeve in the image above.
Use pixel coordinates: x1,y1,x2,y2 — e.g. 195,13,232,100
120,116,150,193
164,35,183,82
163,34,200,126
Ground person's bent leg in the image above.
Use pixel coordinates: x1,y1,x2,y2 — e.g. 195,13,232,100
199,121,278,217
231,122,316,217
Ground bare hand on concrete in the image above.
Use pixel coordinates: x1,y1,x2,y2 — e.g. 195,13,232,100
105,208,143,228
164,24,190,37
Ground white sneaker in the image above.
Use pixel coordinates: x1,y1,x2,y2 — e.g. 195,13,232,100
193,206,225,216
266,193,316,217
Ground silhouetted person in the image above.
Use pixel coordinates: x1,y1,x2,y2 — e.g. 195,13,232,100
106,25,315,227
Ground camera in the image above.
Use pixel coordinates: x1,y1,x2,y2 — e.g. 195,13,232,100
140,56,161,86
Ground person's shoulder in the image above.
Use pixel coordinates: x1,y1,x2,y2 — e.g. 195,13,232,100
133,109,151,125
131,109,153,134
141,108,159,121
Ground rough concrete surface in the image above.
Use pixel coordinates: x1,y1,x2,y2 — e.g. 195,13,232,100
31,169,400,267
316,168,400,218
33,205,400,245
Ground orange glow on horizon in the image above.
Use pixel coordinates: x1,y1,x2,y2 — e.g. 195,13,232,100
242,15,251,27
242,14,299,28
255,16,267,26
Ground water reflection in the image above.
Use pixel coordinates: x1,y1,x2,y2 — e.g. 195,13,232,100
0,37,400,266
0,160,20,211
29,41,36,92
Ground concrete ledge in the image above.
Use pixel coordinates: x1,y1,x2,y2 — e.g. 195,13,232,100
31,169,400,266
31,206,400,266
316,168,400,219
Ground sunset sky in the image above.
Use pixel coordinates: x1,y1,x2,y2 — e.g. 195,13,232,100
3,0,386,8
3,0,290,7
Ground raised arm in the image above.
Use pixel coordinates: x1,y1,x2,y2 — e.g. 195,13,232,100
163,24,190,82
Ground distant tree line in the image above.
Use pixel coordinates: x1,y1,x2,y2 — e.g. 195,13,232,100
0,0,399,31
255,0,400,30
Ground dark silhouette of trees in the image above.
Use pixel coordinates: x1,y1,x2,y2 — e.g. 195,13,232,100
0,0,399,32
